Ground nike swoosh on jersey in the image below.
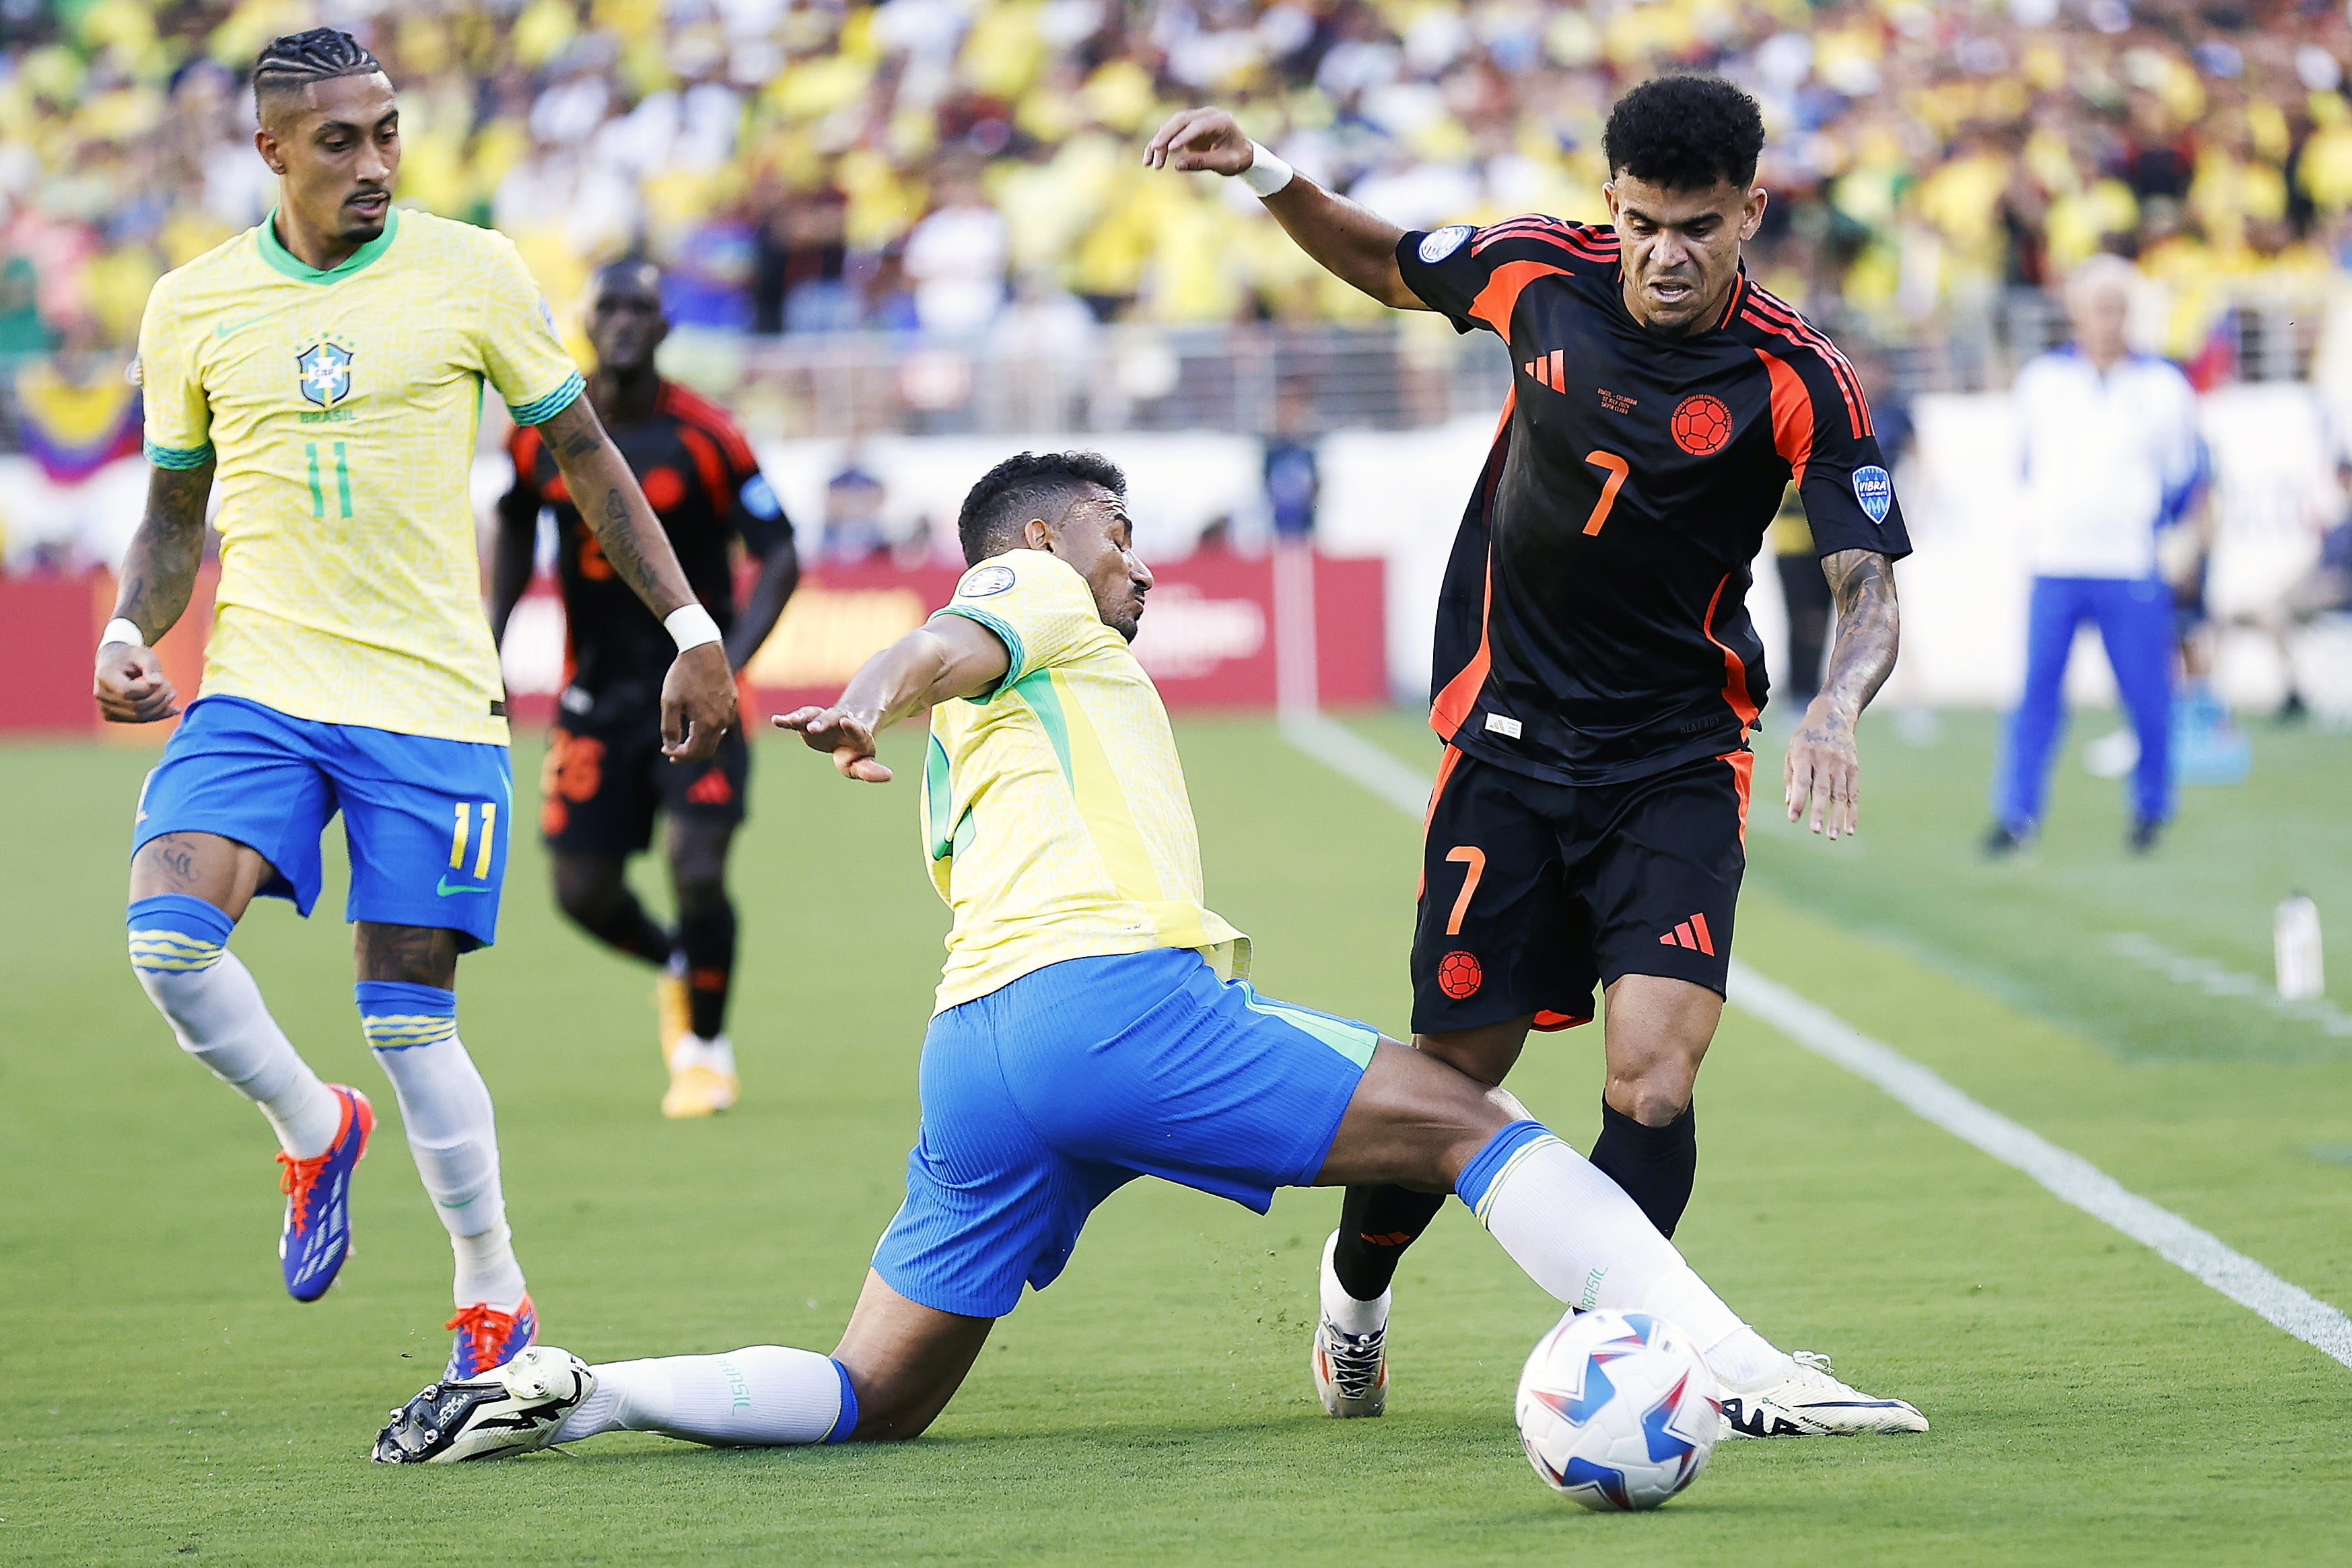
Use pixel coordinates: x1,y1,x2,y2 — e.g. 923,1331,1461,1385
212,312,279,338
435,877,491,896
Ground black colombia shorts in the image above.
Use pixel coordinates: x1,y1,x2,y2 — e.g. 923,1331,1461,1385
1408,746,1750,1037
539,699,749,857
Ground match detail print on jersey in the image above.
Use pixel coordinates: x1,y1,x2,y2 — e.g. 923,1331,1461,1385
1393,213,1912,787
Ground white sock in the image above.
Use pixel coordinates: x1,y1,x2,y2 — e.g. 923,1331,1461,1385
672,1032,735,1076
554,1347,850,1446
451,1222,526,1312
359,984,524,1309
131,906,339,1157
1319,1230,1388,1334
1464,1122,1776,1359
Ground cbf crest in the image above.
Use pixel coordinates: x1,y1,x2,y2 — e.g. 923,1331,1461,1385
296,341,354,408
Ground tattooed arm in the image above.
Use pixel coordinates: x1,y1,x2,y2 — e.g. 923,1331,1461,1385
1783,548,1900,841
94,461,216,723
532,394,737,760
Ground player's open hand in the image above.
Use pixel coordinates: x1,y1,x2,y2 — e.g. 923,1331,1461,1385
94,643,180,723
660,641,737,762
1783,699,1861,841
1143,108,1254,175
775,706,891,783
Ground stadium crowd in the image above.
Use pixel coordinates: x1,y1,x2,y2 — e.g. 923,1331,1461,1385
3,0,2350,366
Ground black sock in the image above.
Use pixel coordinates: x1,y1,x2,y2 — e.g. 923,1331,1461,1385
1587,1099,1696,1238
571,890,675,967
675,892,737,1040
1331,1184,1451,1302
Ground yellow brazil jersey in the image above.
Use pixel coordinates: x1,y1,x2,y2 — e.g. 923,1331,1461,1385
136,207,585,745
922,550,1249,1011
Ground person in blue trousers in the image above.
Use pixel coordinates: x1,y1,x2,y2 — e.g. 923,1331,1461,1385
1988,255,2205,855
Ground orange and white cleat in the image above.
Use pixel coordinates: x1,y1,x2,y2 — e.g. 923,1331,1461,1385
444,1294,538,1381
662,1033,740,1118
277,1085,374,1302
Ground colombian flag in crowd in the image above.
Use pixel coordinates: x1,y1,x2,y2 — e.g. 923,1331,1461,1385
13,359,141,484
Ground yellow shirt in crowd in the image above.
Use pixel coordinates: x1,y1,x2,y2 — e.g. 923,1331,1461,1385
136,207,584,745
922,549,1249,1011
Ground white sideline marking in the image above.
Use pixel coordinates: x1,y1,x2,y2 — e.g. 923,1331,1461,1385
2106,932,2352,1038
1282,713,2352,1371
1726,964,2352,1371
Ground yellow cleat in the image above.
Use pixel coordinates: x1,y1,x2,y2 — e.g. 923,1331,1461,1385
662,1063,739,1119
654,973,691,1067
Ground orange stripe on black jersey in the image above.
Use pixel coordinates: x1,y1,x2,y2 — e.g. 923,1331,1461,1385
1470,260,1572,336
1472,217,1618,264
675,423,728,517
508,422,543,487
1714,273,1746,331
1741,290,1870,437
1753,347,1814,484
1701,573,1760,728
1745,287,1869,427
656,381,757,474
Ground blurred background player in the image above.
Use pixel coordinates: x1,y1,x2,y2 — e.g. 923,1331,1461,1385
492,260,798,1119
1986,255,2207,857
2254,456,2352,721
1148,77,1909,1421
92,30,734,1378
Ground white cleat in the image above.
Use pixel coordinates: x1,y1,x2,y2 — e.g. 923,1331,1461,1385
372,1345,594,1463
1717,1350,1929,1438
1311,1231,1389,1418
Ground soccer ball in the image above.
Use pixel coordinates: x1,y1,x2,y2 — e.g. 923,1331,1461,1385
1515,1310,1720,1511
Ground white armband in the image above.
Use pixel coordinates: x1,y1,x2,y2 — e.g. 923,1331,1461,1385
664,602,724,653
1239,141,1295,199
99,618,146,653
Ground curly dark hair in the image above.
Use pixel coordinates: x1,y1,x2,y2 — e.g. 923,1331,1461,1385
1601,75,1766,192
252,28,386,112
957,451,1126,566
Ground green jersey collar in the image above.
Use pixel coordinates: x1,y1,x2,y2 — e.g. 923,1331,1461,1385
257,205,399,283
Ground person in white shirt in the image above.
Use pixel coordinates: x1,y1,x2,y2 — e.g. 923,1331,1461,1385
1988,254,2205,855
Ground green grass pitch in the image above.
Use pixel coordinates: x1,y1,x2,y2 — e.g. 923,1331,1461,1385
3,709,2348,1565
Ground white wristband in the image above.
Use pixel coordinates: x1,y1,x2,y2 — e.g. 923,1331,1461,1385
1239,141,1294,199
100,618,145,653
664,602,723,653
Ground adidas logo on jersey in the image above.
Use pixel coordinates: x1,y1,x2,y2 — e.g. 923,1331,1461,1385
1521,349,1566,392
1657,913,1717,956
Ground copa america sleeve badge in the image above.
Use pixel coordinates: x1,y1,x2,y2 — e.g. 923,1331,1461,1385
958,564,1016,598
1852,465,1893,524
1418,225,1474,264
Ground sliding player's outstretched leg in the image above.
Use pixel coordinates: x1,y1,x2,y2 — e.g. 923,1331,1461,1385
374,1270,988,1462
1321,1036,1927,1438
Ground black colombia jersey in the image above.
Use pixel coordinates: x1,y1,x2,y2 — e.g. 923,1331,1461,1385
1397,217,1911,785
508,381,790,703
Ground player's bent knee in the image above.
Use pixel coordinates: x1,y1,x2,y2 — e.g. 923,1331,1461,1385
127,894,238,1018
1320,1040,1513,1191
1605,1068,1696,1127
670,871,728,913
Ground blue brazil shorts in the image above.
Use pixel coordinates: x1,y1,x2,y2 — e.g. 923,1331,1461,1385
131,695,514,950
872,947,1380,1318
